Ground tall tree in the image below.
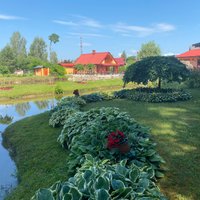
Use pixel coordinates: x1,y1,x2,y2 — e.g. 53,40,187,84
137,41,161,60
10,32,27,58
48,33,59,62
50,51,58,64
123,56,189,89
121,50,127,61
0,45,15,72
29,37,48,61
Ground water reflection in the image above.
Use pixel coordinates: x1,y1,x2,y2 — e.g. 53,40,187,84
0,99,56,200
0,115,13,125
15,102,30,116
34,100,49,110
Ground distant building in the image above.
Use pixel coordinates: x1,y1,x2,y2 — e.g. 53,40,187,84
34,66,50,76
59,62,74,74
59,50,125,74
177,43,200,69
14,69,24,75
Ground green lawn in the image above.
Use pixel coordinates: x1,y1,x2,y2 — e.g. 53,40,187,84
0,78,134,103
3,88,200,200
83,89,200,200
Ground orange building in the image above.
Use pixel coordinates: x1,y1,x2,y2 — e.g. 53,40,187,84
59,50,125,74
34,66,50,76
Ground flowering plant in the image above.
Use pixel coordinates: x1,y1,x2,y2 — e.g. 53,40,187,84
107,130,128,149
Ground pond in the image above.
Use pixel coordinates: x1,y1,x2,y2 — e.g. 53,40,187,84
0,99,56,200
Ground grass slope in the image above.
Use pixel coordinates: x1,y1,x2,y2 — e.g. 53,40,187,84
0,79,127,103
3,88,200,200
3,112,69,200
83,89,200,200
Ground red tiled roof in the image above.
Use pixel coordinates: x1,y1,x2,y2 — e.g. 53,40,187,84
74,52,117,65
59,63,74,68
176,49,200,58
114,57,125,66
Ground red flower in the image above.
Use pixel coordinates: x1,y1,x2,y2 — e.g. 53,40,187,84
107,130,127,149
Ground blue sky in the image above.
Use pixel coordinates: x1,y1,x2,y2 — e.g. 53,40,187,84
0,0,200,60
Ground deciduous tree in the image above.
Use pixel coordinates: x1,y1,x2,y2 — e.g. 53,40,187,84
29,37,48,61
137,41,161,60
123,56,189,89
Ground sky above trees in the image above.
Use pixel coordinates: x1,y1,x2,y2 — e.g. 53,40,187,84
0,0,200,60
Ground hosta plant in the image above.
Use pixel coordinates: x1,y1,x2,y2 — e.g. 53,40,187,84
32,155,167,200
49,107,77,127
49,96,86,127
58,107,165,177
114,88,191,103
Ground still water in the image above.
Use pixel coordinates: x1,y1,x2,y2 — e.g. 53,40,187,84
0,99,56,200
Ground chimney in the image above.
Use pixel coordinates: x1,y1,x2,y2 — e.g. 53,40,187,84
92,50,96,54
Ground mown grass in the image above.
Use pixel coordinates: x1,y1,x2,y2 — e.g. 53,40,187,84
83,88,200,200
0,79,132,103
3,112,69,200
3,88,200,200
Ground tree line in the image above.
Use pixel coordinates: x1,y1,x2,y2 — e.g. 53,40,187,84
0,32,65,76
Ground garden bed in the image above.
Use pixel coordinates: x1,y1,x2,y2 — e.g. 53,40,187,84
114,88,192,103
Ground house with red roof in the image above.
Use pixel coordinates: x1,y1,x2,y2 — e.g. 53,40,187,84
59,50,125,74
176,43,200,69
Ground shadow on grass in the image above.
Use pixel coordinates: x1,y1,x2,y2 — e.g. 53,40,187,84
84,88,200,200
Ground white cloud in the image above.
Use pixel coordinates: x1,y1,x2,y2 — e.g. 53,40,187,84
53,20,77,26
0,14,25,20
112,22,175,37
53,15,102,28
155,23,175,32
68,32,106,38
80,18,102,28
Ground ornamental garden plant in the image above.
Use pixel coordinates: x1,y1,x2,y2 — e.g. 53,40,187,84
33,95,167,199
121,56,191,103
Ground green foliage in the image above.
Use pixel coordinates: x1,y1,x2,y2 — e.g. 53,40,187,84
54,85,64,95
187,69,200,88
29,37,48,61
50,51,58,64
121,50,127,61
58,107,165,175
114,88,191,103
86,63,95,70
48,33,59,44
75,64,84,71
50,64,65,77
0,45,16,72
32,156,167,200
0,65,10,74
9,32,27,58
0,114,13,124
81,92,114,103
49,107,77,127
123,56,190,89
49,96,86,127
137,41,161,60
81,93,104,103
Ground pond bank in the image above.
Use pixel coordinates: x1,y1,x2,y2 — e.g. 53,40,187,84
0,99,56,200
2,112,69,200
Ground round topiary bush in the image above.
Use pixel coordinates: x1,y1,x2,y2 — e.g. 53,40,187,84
114,88,191,103
58,107,165,176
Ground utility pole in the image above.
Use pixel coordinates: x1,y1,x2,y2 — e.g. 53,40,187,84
80,36,83,54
